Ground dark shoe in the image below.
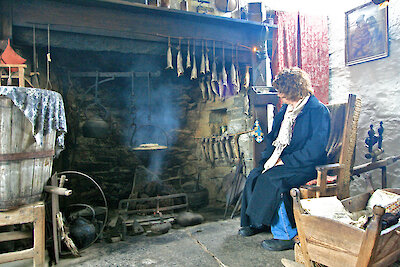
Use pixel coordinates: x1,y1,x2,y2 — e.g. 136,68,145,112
261,238,294,251
238,226,266,237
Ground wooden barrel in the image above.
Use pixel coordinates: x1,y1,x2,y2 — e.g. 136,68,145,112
0,96,56,211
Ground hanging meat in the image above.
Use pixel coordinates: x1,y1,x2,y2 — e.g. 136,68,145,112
191,41,197,80
186,39,191,69
177,39,184,77
166,37,173,70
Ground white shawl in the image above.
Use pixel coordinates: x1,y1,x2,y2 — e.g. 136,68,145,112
262,95,310,173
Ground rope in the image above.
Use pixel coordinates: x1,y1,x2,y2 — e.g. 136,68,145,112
45,24,53,90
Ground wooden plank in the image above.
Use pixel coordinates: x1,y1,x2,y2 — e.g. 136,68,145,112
33,203,45,267
306,243,358,267
19,112,35,204
341,192,371,213
0,64,27,68
356,206,384,267
370,228,400,265
300,215,364,257
0,97,12,206
33,130,55,197
0,231,31,242
0,248,34,264
0,206,35,226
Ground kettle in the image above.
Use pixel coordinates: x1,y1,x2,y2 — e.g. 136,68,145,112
82,102,110,138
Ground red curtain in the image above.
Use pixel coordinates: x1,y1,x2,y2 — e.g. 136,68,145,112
299,14,329,104
271,11,299,74
272,12,329,104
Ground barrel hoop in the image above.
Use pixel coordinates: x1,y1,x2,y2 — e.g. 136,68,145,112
0,150,54,162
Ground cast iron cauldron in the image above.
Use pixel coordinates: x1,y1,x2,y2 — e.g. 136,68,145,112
82,116,110,138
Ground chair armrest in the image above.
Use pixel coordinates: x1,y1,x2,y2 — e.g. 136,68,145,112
315,163,342,172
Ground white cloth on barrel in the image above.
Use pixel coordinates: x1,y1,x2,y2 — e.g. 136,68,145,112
0,86,67,156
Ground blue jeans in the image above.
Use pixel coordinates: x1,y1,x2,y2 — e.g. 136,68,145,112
271,200,297,240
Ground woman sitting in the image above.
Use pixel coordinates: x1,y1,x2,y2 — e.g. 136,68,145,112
238,67,331,251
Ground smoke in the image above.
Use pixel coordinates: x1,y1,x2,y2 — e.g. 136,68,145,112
131,79,181,175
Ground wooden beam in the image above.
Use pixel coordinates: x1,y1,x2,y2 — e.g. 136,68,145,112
11,0,266,48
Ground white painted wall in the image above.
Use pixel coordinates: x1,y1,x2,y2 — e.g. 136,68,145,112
259,0,400,195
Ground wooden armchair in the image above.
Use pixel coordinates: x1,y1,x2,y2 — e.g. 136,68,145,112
300,94,361,200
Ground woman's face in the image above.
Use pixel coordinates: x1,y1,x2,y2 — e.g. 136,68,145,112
277,92,299,106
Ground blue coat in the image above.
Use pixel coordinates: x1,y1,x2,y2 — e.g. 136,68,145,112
241,95,330,227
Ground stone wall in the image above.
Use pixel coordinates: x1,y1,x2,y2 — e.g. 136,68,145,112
42,47,254,209
328,0,400,194
193,94,254,204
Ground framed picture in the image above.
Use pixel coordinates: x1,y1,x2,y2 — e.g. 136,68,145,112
345,2,388,66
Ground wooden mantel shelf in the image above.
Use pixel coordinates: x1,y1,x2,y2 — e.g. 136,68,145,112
2,0,271,53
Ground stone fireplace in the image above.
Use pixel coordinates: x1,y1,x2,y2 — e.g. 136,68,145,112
3,0,275,213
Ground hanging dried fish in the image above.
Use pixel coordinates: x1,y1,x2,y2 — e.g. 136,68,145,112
211,41,217,82
222,66,228,86
205,42,210,73
230,63,237,92
206,75,214,101
191,40,197,80
191,57,197,80
230,45,237,92
218,74,225,101
211,80,219,97
200,41,206,75
221,44,228,86
244,91,250,115
244,65,250,89
236,66,241,93
166,37,173,70
177,39,184,77
199,76,207,100
186,39,191,69
211,61,217,82
235,46,241,93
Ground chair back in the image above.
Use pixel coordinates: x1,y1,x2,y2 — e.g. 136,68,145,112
325,102,347,164
300,94,361,199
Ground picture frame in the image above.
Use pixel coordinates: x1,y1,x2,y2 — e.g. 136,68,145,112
345,2,388,66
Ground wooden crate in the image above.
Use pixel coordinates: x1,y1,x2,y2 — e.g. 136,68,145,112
291,188,400,267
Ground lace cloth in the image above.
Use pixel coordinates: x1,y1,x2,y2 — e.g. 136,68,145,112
0,86,67,156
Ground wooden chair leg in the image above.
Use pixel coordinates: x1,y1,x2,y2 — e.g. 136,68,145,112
33,203,45,267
